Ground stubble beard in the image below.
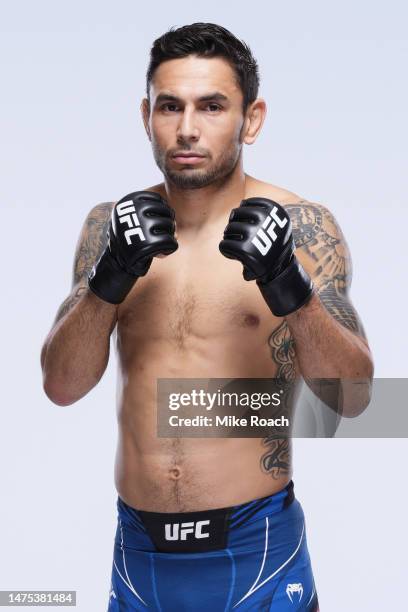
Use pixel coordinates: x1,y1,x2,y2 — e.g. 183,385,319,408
152,142,241,190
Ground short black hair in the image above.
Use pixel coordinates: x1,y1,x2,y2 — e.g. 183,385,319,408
146,23,260,110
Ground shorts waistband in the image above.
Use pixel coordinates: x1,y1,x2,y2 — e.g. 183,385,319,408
117,480,295,553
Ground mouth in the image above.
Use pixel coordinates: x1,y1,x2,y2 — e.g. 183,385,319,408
171,152,206,165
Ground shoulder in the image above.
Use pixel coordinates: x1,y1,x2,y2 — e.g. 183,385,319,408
77,201,114,239
244,176,300,204
79,202,115,235
88,201,115,217
283,199,346,251
87,183,165,219
93,185,166,210
248,178,352,277
247,178,346,249
283,199,353,291
78,202,115,243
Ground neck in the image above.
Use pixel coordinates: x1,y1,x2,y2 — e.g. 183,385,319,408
162,157,248,230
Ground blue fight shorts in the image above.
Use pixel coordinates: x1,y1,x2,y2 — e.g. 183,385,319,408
108,481,319,611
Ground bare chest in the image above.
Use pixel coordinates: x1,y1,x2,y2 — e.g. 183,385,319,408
117,236,276,346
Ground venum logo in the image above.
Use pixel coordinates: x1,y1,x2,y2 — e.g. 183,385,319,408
117,201,146,245
164,520,210,541
286,582,303,603
251,206,288,256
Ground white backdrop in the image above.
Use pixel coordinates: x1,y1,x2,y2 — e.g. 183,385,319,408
1,1,407,610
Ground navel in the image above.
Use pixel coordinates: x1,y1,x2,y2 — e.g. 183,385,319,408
169,466,182,480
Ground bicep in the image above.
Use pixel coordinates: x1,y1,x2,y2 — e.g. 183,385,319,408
286,200,368,342
71,202,113,288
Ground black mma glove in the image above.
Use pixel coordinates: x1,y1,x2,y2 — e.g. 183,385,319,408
88,191,178,304
219,197,314,316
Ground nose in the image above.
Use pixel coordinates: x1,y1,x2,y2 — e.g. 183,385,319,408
176,106,200,144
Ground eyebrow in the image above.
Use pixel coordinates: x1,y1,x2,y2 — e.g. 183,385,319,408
155,92,229,105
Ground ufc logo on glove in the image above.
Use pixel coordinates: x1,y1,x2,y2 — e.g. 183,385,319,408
252,205,288,255
117,200,146,245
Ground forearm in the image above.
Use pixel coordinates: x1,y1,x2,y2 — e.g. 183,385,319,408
286,292,374,416
41,288,118,406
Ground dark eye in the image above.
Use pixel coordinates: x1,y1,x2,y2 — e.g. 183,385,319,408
161,103,179,112
206,104,221,112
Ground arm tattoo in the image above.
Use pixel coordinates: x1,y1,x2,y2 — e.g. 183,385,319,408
317,285,364,334
54,202,113,324
54,285,88,323
285,200,367,339
261,199,368,476
72,202,113,286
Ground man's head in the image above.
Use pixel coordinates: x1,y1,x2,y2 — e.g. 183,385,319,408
142,23,265,189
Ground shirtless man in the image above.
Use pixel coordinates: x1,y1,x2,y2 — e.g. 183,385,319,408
40,23,373,611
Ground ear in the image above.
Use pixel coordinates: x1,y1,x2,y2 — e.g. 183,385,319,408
141,98,151,140
241,98,267,145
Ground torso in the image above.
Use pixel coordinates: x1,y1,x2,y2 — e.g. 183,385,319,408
113,177,308,511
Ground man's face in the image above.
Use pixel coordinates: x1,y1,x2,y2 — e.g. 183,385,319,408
144,55,247,189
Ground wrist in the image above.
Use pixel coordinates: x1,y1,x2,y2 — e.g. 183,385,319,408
256,256,314,317
88,248,139,305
